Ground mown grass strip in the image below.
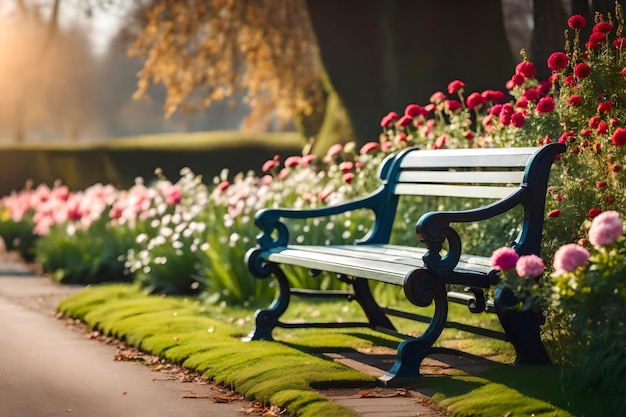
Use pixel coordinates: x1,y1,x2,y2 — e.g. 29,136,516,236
58,284,370,417
58,284,613,417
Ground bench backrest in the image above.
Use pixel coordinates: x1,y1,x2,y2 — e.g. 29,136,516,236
365,143,565,260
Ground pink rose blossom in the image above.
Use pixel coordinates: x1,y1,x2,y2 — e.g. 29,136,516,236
553,244,590,274
515,254,545,278
588,210,623,246
490,247,519,270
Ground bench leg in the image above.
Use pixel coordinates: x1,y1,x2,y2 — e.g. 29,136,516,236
378,272,449,387
352,278,396,331
494,287,552,365
244,263,291,341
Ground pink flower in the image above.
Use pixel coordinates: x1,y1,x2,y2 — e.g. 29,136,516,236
325,144,343,160
359,142,380,155
262,159,279,172
430,91,447,103
342,173,354,184
284,156,302,168
447,80,465,94
588,210,623,246
300,154,316,167
217,181,230,192
568,15,586,30
397,115,412,127
380,112,399,127
161,185,182,205
547,52,568,71
339,161,354,173
536,96,555,114
515,254,545,278
433,135,447,149
553,244,590,274
490,247,519,270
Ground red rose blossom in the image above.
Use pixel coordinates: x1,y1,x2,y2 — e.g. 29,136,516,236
588,208,602,218
511,73,525,86
547,52,569,71
613,38,626,49
588,32,607,49
523,88,541,101
466,92,486,109
569,95,582,106
593,21,613,33
447,80,465,95
511,112,525,128
574,62,590,78
548,209,562,218
516,61,537,77
445,100,462,112
598,101,613,113
536,96,555,113
568,14,586,30
589,116,601,128
597,122,609,134
404,104,423,117
516,97,529,108
611,127,626,146
482,89,506,102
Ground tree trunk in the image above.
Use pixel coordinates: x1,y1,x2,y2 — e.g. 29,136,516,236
306,0,514,148
531,0,567,81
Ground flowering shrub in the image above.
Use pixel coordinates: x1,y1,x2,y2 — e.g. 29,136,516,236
550,210,626,413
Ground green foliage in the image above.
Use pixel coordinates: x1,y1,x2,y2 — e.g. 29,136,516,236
0,210,37,262
35,218,135,284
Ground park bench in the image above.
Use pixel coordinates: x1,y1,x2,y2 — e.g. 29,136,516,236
245,143,565,386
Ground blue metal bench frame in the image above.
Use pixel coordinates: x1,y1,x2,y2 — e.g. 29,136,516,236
245,143,565,386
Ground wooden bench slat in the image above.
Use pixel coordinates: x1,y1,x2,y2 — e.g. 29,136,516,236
393,183,517,199
399,148,537,169
397,170,525,185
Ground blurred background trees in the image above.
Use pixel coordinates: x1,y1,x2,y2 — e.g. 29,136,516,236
0,0,624,151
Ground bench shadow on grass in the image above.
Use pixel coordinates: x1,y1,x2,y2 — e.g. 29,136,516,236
278,331,613,416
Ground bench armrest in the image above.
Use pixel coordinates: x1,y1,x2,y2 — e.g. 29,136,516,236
254,188,387,250
416,188,527,275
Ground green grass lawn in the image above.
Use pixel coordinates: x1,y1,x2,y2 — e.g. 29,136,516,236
58,284,613,417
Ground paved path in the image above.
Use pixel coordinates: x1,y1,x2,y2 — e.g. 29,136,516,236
0,256,451,417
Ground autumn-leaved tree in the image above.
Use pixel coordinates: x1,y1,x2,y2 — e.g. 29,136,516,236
129,0,329,145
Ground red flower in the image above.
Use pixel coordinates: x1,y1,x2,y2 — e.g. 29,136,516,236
589,116,601,128
301,154,316,167
596,181,607,189
547,52,568,71
569,95,582,106
217,181,230,192
574,63,590,78
593,21,613,33
516,61,537,78
490,104,503,116
445,100,462,112
404,104,423,118
588,208,602,218
482,89,506,102
360,142,380,154
613,164,622,172
447,80,465,94
587,32,607,49
536,96,555,113
466,92,486,109
511,112,525,128
597,122,609,134
342,173,355,184
611,127,626,146
380,111,399,127
516,97,529,108
598,101,613,113
564,75,577,87
433,135,447,149
523,88,540,101
548,209,562,218
580,129,592,137
500,104,514,125
510,73,525,86
568,14,586,30
262,155,281,172
610,117,620,126
613,38,626,49
621,68,626,77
